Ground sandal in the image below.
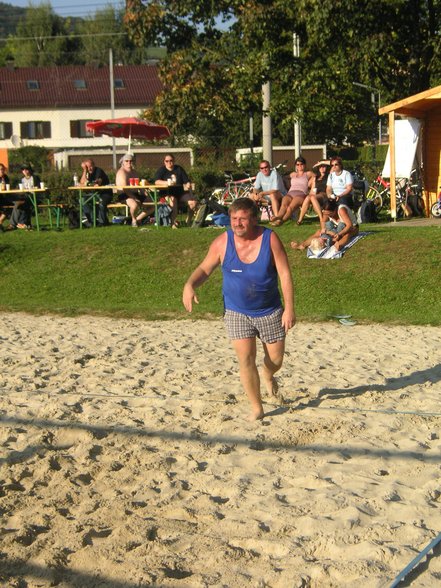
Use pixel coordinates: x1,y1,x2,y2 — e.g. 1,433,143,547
172,221,180,229
270,219,283,227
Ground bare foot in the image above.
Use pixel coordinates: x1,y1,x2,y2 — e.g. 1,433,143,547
290,241,300,249
263,375,283,403
248,408,265,421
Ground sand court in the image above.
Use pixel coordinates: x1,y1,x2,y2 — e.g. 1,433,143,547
1,312,441,587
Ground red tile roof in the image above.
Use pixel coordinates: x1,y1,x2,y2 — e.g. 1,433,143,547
0,64,162,108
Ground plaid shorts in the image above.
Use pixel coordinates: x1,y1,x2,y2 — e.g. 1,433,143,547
224,308,285,343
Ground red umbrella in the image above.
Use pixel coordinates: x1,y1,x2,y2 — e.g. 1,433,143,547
86,117,170,150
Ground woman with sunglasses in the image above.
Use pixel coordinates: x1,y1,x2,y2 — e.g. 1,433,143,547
326,156,354,209
270,156,314,226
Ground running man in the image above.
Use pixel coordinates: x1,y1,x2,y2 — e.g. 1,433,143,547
182,198,295,420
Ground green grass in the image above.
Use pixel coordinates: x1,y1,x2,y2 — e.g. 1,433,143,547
0,222,440,325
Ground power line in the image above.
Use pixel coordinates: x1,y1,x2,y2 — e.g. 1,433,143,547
0,31,127,42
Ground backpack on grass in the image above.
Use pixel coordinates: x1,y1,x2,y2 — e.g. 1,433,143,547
357,199,377,224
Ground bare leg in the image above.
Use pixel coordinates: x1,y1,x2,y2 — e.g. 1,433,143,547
290,227,322,250
169,196,178,225
297,195,311,224
231,337,264,421
281,196,303,222
261,339,285,400
271,195,292,222
269,191,283,217
126,197,140,224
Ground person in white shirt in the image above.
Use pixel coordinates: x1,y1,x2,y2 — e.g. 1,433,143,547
326,156,354,209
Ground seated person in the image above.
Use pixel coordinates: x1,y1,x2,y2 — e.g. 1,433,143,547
249,159,286,217
79,158,113,227
9,163,41,230
297,160,330,226
326,156,354,209
115,153,154,227
0,162,11,231
291,198,359,252
154,154,197,228
270,156,314,226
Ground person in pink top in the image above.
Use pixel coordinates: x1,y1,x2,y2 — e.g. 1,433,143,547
270,156,314,226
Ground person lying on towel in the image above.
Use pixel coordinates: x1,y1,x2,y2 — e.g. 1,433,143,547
290,198,359,252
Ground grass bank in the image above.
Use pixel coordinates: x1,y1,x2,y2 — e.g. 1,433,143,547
0,223,439,325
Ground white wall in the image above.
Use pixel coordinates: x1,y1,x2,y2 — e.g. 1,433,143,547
0,107,145,150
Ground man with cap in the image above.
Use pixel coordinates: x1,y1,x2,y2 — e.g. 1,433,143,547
115,152,154,227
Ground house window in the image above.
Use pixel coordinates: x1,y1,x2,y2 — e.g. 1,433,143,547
26,80,40,90
74,79,87,89
0,122,13,140
114,78,125,89
20,121,51,140
70,120,94,138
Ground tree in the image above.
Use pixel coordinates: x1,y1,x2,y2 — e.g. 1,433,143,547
126,0,441,147
5,2,69,66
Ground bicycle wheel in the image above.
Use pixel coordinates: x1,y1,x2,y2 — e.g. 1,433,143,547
236,185,252,199
366,186,383,212
304,204,318,219
431,202,441,218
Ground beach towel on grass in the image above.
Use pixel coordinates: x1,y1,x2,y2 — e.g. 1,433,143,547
307,232,370,259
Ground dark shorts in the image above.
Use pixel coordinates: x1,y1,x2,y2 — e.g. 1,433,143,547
224,308,285,343
118,190,151,205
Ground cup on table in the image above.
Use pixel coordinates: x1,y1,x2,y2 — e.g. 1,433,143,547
19,184,24,191
140,179,147,186
5,184,10,191
134,178,139,186
40,182,45,190
129,178,135,186
167,178,172,186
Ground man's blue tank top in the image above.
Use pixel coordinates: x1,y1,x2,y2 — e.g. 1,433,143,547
222,227,281,317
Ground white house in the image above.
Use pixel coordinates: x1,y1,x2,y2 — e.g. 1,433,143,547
0,64,163,151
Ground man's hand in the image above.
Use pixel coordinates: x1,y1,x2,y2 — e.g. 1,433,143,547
182,283,199,312
282,310,296,333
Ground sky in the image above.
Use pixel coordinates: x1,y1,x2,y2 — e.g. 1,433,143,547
6,0,125,18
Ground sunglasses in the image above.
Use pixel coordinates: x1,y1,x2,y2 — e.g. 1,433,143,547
165,159,174,163
260,166,269,170
331,162,341,167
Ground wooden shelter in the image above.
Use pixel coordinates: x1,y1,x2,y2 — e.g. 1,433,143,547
379,85,441,217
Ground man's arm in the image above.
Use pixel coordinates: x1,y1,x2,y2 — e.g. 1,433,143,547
182,233,226,312
270,232,296,332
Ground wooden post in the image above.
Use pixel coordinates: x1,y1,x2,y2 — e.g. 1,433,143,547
388,111,397,221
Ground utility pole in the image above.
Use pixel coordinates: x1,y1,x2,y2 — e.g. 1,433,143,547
293,33,301,158
109,48,117,169
262,81,272,165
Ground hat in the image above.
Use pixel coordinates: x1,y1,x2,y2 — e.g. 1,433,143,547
119,152,135,164
312,159,330,172
309,237,326,254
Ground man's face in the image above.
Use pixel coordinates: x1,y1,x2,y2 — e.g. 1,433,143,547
86,160,95,173
123,159,134,172
164,156,174,171
331,160,342,174
230,208,257,237
259,162,270,176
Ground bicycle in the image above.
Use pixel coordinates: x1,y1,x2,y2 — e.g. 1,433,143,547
211,170,256,206
365,173,390,212
365,171,421,218
430,186,441,218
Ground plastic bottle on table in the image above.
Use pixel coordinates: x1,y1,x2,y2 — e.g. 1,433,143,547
73,173,79,187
